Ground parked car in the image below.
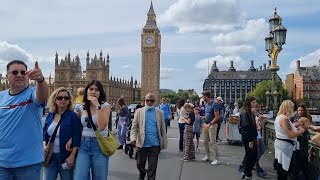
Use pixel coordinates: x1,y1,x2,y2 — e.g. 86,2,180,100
128,104,138,118
310,112,320,126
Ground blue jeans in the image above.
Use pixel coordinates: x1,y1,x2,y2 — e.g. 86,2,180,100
43,153,73,180
73,137,109,180
0,163,41,180
117,117,128,145
257,138,266,162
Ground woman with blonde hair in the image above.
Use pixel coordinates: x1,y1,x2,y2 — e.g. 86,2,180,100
43,87,81,180
274,100,305,180
74,87,85,117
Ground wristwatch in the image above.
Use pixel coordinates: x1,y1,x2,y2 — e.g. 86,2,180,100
96,105,101,110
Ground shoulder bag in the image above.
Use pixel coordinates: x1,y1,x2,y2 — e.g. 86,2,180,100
312,133,320,147
87,109,117,156
43,114,63,167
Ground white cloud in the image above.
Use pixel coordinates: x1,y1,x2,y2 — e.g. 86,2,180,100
122,64,136,69
159,0,244,33
289,48,320,71
0,41,34,74
211,18,268,55
160,67,183,80
0,41,33,63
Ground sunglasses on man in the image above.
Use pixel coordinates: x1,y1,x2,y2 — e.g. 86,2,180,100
7,70,27,76
146,99,155,103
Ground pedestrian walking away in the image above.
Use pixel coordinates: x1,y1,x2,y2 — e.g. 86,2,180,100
116,97,130,150
159,98,171,133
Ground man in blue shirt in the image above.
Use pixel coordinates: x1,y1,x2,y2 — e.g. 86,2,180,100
159,98,170,133
0,60,48,179
201,91,220,165
131,93,167,180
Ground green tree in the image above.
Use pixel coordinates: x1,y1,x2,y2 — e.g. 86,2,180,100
301,97,310,107
160,90,200,105
247,80,288,105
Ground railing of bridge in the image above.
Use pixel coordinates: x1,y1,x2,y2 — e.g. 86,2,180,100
264,120,320,180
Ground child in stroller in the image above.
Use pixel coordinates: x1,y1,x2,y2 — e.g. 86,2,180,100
124,118,136,159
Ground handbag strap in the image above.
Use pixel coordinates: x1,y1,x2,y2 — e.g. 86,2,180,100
49,113,63,143
87,108,98,131
87,107,112,136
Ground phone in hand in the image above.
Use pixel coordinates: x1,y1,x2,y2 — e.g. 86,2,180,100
62,162,68,170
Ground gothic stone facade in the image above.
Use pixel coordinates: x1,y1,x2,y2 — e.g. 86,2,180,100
141,2,161,103
52,51,140,106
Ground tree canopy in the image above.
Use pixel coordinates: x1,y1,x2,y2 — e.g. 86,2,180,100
247,80,288,105
160,90,199,104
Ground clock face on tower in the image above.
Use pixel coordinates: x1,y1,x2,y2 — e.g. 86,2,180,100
145,36,153,45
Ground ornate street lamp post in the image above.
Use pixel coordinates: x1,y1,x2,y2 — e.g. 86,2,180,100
265,8,287,117
265,90,271,109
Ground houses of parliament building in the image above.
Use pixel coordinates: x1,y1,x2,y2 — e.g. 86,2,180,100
0,51,141,106
0,2,161,105
52,50,141,105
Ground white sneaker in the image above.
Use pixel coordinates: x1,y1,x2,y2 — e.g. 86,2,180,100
201,156,210,161
245,176,254,180
210,160,220,165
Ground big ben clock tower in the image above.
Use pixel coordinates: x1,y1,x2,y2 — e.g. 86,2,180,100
141,1,161,102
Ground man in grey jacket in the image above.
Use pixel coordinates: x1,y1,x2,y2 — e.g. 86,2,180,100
131,93,168,180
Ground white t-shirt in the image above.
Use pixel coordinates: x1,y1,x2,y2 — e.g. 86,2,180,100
47,121,60,153
178,107,187,124
81,102,110,137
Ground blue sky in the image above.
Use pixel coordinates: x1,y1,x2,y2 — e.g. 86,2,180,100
0,0,320,95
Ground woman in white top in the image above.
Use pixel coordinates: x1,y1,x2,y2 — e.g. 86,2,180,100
274,100,305,180
177,99,187,152
73,80,111,180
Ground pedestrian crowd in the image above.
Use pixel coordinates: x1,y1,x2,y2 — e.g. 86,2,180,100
1,60,320,180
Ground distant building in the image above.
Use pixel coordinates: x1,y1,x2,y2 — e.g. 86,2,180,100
178,89,198,97
53,50,141,105
285,60,320,109
203,60,275,104
285,73,295,99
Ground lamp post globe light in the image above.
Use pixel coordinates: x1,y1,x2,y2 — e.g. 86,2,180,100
264,7,287,117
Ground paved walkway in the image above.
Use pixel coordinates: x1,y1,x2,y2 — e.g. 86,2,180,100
41,112,277,180
109,116,277,180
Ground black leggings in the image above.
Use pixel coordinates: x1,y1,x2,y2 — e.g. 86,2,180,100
243,140,258,178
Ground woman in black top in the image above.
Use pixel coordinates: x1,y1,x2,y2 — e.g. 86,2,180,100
182,103,195,161
239,96,258,180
